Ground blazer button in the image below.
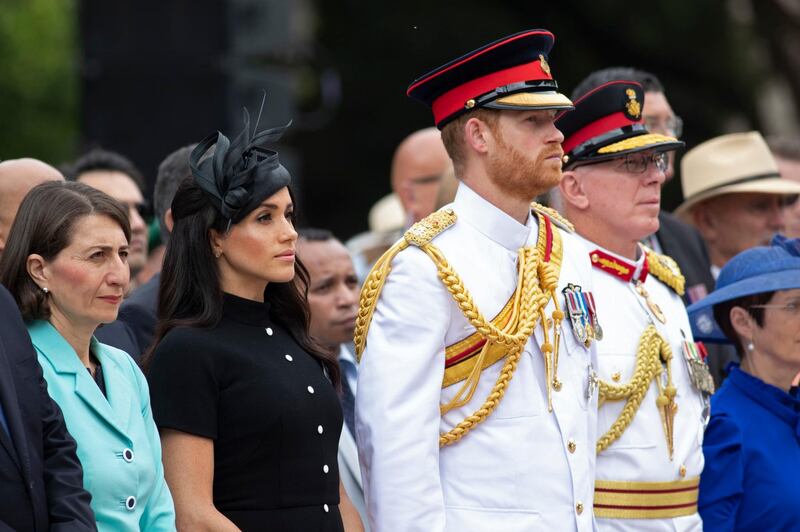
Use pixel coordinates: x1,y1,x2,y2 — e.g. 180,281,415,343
123,448,134,463
323,504,330,513
126,496,137,511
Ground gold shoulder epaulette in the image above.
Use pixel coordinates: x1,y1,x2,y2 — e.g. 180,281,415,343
644,248,685,296
353,208,458,361
404,208,457,247
531,202,574,233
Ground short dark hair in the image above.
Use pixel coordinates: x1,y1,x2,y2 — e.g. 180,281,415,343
67,148,146,192
154,144,196,243
572,67,665,100
298,227,335,242
0,181,131,321
712,291,774,356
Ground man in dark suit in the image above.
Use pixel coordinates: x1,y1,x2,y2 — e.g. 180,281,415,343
0,284,96,531
95,145,195,359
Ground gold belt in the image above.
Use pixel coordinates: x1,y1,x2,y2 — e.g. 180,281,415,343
594,477,699,519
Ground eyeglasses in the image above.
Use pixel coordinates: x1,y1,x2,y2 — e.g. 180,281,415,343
644,115,684,138
749,301,800,315
614,152,669,174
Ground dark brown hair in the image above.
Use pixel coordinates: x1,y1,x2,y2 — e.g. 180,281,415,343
713,291,774,356
144,179,340,386
0,180,131,320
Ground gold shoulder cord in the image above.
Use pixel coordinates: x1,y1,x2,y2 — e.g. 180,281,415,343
644,248,685,296
596,325,677,459
354,208,565,448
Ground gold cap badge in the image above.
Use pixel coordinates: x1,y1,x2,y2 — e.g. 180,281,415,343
539,54,551,76
625,88,641,119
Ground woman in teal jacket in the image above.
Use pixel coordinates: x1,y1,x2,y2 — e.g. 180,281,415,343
0,181,175,532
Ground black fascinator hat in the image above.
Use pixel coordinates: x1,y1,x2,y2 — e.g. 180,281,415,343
190,96,292,225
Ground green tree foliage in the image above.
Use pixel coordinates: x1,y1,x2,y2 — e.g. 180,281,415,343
0,0,78,164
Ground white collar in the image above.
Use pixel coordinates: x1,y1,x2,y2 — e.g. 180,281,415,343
453,182,534,252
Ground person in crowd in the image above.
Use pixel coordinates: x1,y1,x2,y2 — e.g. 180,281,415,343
297,228,367,530
68,149,151,290
767,135,800,238
95,145,194,359
355,29,598,531
557,80,710,529
0,284,96,531
0,181,175,531
571,67,716,305
676,131,800,278
687,235,800,530
346,128,450,281
0,158,63,257
146,111,362,532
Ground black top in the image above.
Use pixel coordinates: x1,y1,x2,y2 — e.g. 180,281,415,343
148,293,344,532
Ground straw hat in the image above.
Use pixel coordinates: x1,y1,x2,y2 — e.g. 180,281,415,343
675,131,800,219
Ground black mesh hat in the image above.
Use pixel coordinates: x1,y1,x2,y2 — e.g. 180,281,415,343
189,97,291,225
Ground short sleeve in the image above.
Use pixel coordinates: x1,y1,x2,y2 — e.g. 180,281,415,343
698,412,744,531
147,328,220,439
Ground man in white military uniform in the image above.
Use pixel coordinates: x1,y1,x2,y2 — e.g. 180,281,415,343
354,30,600,532
557,80,713,531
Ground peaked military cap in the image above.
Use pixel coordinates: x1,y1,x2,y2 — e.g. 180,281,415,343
407,29,574,129
556,80,684,168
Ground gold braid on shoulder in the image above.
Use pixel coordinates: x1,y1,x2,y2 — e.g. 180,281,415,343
596,324,678,459
643,248,685,296
354,208,564,448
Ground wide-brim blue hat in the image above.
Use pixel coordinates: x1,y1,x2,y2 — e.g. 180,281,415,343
687,235,800,342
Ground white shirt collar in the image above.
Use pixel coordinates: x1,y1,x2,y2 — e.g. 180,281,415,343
453,182,533,252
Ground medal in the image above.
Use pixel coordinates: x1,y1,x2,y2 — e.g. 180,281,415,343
586,364,599,400
634,281,667,324
681,338,715,394
563,284,589,345
585,291,604,341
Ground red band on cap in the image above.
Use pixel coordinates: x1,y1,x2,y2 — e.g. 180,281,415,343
562,112,641,154
430,61,551,126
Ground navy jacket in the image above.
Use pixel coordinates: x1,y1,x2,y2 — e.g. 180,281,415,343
0,285,96,531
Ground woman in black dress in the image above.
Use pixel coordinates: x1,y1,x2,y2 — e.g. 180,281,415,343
146,109,362,531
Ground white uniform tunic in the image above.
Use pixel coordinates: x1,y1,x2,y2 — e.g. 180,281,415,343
356,183,599,532
575,237,706,532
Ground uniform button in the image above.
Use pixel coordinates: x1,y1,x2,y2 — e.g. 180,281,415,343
323,464,330,474
126,496,136,511
307,386,315,394
317,425,324,434
553,379,562,391
567,439,576,453
576,502,584,515
323,504,330,513
611,371,622,382
285,354,293,362
265,327,273,336
679,464,687,478
122,448,134,462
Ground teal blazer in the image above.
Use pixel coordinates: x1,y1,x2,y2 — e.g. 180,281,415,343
28,320,175,532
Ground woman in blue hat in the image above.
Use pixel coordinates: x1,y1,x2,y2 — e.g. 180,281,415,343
687,235,800,530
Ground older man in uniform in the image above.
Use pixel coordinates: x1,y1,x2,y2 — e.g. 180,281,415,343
355,30,600,531
557,81,712,530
